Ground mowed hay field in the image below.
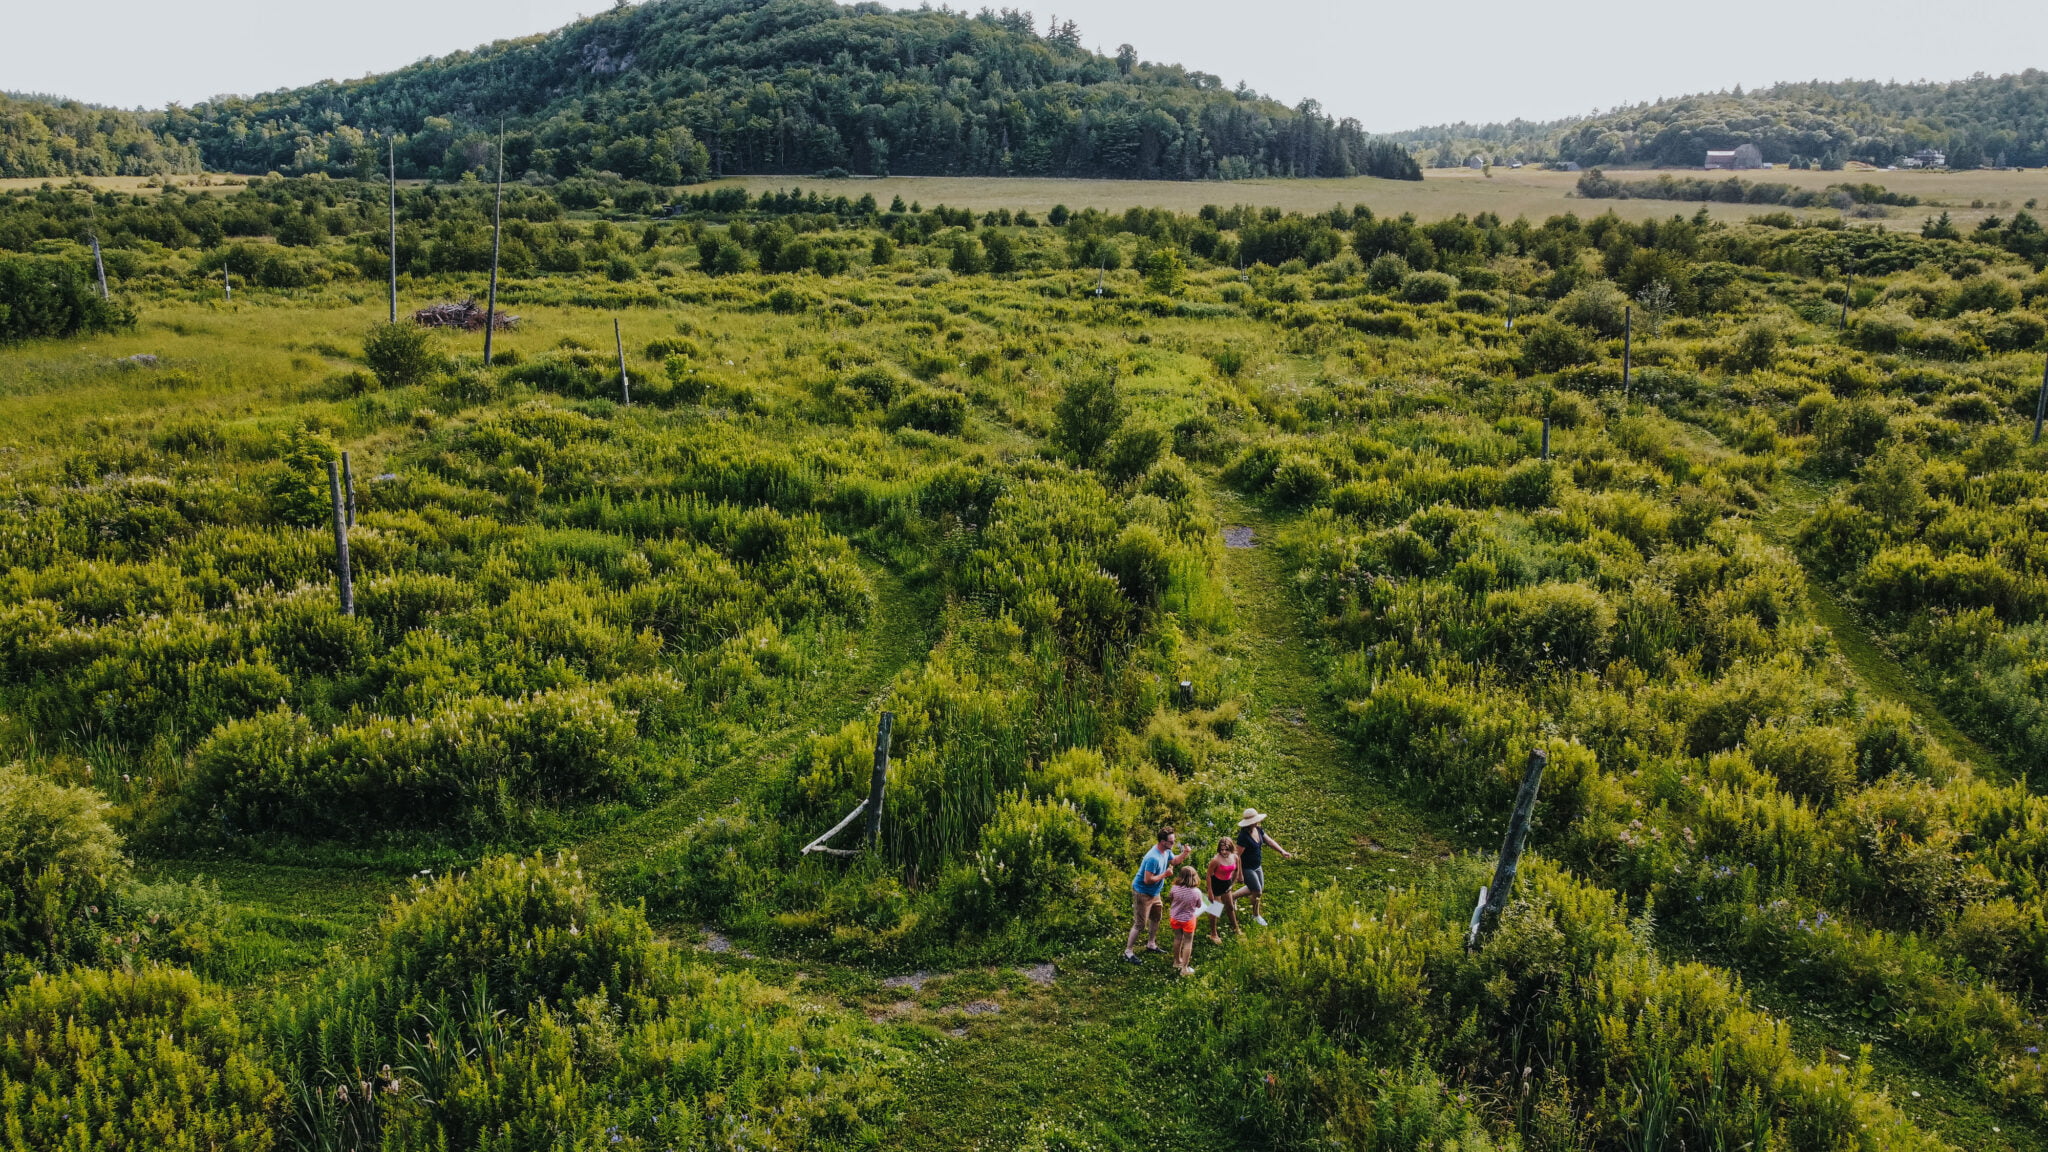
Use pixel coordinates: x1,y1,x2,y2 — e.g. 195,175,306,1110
15,164,2048,224
706,164,2048,226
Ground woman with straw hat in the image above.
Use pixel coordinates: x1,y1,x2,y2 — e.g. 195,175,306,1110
1233,808,1296,926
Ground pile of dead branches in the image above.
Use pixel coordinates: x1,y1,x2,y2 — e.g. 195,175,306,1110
412,299,519,331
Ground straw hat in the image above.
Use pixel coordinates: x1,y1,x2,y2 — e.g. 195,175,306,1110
1238,808,1267,828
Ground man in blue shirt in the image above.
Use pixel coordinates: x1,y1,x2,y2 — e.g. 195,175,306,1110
1124,826,1187,963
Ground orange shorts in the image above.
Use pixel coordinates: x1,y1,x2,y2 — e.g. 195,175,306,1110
1170,918,1196,935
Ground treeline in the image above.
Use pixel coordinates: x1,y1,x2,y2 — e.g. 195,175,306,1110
1399,69,2048,169
1576,169,1921,208
151,0,1418,184
0,93,202,178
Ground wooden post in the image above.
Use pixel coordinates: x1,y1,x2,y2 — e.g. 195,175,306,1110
1621,306,1632,394
326,461,354,616
1472,748,1547,947
90,233,109,299
1840,278,1851,330
222,261,230,301
2033,356,2047,446
1541,416,1551,460
863,712,894,845
341,451,356,528
388,137,399,325
483,121,504,366
615,317,630,406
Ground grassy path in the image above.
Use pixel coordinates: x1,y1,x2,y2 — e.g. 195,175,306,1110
578,562,938,878
883,485,1458,1148
1756,473,2004,776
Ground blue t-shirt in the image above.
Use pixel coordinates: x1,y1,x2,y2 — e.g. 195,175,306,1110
1132,845,1175,896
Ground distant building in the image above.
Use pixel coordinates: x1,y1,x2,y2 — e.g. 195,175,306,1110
1902,148,1947,169
1706,144,1764,170
1555,161,1582,172
1465,155,1487,169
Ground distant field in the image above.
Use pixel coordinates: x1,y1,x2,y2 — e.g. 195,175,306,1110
0,173,244,195
709,165,2048,227
11,165,2047,227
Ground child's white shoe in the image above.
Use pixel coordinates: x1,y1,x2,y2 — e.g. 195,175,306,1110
1254,915,1268,926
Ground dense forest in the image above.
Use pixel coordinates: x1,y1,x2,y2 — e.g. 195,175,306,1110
1401,70,2048,169
0,0,1421,183
0,92,203,177
4,165,2048,1147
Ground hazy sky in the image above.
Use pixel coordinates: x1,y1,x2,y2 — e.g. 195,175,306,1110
7,0,2045,131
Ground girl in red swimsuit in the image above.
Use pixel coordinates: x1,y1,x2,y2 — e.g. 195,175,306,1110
1206,837,1243,944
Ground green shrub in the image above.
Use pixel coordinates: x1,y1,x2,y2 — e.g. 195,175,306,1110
1555,280,1629,336
1519,319,1597,373
361,322,442,389
1100,421,1169,485
0,965,282,1150
0,764,125,972
1488,582,1614,670
1398,269,1458,304
0,253,132,343
885,387,967,435
1270,453,1333,507
268,422,338,527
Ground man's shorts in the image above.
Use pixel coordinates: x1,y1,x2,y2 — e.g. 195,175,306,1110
1242,866,1265,893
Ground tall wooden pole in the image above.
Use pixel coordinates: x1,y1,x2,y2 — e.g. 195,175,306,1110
1541,416,1551,460
90,233,109,299
222,260,230,301
1840,278,1852,330
326,461,354,616
388,137,399,324
615,317,630,406
1621,306,1632,395
1473,748,1547,946
483,121,504,366
863,712,894,845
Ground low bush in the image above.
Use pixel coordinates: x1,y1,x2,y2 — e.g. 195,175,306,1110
0,965,282,1150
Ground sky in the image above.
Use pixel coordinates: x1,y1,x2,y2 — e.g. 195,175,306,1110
6,0,2046,132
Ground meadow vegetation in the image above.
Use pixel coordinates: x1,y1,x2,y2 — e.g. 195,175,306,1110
1,166,2046,1148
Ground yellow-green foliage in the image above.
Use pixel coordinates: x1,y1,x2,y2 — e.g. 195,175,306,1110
0,764,124,972
0,965,282,1151
269,855,901,1150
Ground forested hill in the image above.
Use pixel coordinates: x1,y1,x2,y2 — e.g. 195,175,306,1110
109,0,1414,184
0,93,203,178
1396,70,2048,170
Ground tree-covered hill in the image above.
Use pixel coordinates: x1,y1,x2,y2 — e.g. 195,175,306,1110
135,0,1417,184
1398,70,2048,170
0,93,203,178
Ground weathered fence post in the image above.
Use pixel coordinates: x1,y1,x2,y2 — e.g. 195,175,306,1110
615,317,631,406
326,461,354,616
1541,416,1551,460
1621,306,1632,395
91,233,109,299
223,261,230,301
1840,278,1852,330
1471,748,1547,947
864,712,894,845
341,451,356,528
1177,680,1194,708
